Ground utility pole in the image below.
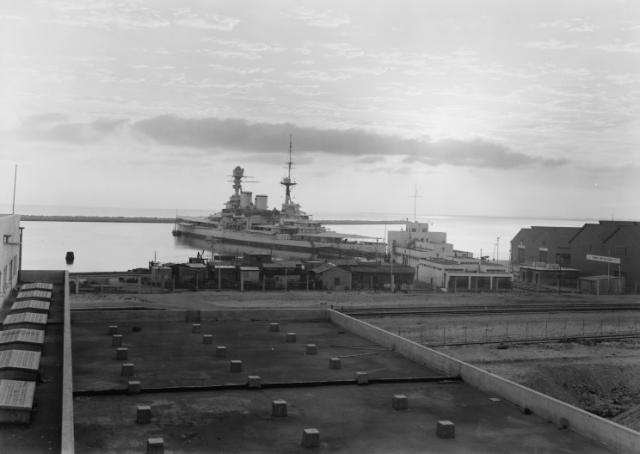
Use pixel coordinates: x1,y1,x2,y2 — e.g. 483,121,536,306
410,185,421,221
12,164,18,214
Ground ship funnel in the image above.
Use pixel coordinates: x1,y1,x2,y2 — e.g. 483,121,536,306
240,191,252,209
255,194,268,210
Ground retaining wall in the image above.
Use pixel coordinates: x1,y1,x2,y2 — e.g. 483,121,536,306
329,309,640,454
21,270,66,284
72,308,328,324
61,271,74,454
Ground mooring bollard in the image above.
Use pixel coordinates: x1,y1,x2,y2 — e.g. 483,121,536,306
329,357,341,370
301,428,320,448
272,399,288,417
436,420,455,439
136,405,152,424
392,394,408,410
115,347,128,360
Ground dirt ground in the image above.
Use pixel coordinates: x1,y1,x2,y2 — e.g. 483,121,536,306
439,340,640,426
71,290,640,431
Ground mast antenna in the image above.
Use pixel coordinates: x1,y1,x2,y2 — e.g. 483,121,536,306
12,164,17,214
281,134,296,206
410,185,421,221
288,134,293,179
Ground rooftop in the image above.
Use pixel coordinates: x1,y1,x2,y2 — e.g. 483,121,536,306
69,308,619,453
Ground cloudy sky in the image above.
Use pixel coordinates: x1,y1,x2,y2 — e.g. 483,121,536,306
1,0,639,219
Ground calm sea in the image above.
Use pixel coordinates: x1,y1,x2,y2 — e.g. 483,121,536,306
6,204,593,272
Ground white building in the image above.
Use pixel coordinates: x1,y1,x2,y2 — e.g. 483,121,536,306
1,214,21,303
389,221,455,266
417,257,512,291
388,221,512,291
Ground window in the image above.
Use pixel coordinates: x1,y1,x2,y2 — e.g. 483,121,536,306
615,246,628,257
334,277,341,286
539,250,548,263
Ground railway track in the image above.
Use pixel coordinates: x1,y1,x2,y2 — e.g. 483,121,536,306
340,302,640,317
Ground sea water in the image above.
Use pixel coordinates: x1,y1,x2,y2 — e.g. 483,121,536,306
8,204,592,272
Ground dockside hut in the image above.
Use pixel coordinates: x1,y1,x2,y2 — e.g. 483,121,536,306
172,263,209,290
350,263,414,291
310,263,352,291
261,261,304,290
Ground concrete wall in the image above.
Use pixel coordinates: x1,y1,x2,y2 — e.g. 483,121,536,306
61,271,74,454
328,309,640,454
72,308,329,324
21,270,66,284
0,214,20,304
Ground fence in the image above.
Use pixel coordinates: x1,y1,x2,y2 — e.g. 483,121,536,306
394,317,640,346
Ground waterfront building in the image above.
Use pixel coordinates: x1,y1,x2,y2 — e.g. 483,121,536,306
310,263,352,291
511,221,640,293
568,221,640,293
510,226,580,269
0,214,21,304
417,257,512,292
388,221,511,291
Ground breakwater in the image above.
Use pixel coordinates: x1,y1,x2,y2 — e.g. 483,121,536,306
21,215,405,225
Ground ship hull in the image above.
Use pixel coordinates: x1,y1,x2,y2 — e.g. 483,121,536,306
173,222,385,260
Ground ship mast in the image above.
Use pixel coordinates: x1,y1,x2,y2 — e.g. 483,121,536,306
280,134,296,207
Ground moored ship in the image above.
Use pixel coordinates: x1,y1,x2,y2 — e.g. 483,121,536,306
172,137,386,260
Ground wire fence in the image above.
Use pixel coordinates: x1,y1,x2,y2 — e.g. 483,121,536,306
394,318,640,347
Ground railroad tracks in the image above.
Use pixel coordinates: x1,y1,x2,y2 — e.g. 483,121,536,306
340,302,640,318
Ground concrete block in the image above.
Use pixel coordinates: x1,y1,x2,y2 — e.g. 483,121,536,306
301,428,320,448
230,360,243,373
202,334,213,344
136,405,151,424
111,334,123,347
272,399,287,417
392,394,408,410
192,323,201,334
248,375,261,389
121,363,135,377
329,357,341,370
128,380,141,393
147,437,164,454
436,420,455,439
355,371,369,385
115,347,128,361
285,332,296,343
269,322,280,332
216,346,227,358
305,344,317,355
108,325,118,335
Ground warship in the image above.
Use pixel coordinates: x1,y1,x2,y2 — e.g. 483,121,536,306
172,137,386,260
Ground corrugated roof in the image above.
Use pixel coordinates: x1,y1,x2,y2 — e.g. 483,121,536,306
311,263,337,274
350,265,414,274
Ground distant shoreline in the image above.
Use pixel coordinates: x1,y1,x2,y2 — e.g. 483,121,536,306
20,215,406,225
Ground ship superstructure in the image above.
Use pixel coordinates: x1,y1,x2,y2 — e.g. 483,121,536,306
172,137,385,260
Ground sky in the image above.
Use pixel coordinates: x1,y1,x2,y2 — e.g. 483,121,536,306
1,0,639,219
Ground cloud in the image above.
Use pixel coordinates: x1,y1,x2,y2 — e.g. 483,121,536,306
173,8,239,31
42,1,170,29
522,40,579,50
534,19,598,33
291,8,350,28
130,115,567,169
14,115,128,144
596,41,640,53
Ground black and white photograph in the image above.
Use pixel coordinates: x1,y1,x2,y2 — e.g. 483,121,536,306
0,1,639,452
